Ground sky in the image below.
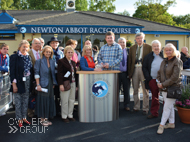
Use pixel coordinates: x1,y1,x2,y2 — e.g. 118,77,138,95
114,0,190,16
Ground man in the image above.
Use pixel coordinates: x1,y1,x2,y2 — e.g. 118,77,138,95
181,46,189,63
118,38,131,111
97,31,123,70
47,37,64,116
28,38,41,66
28,38,41,118
38,37,45,51
84,40,92,47
142,40,163,118
128,32,152,115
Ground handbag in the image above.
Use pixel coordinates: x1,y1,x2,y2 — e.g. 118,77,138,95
163,62,182,99
63,80,71,91
167,85,182,99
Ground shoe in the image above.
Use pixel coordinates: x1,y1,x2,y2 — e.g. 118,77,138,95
157,126,164,134
124,107,130,111
40,121,49,126
45,120,52,125
23,119,31,125
130,109,139,113
18,122,23,127
164,123,175,129
142,111,148,115
62,118,70,123
147,114,158,119
68,118,75,122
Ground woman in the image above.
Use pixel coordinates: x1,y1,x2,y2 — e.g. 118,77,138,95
80,45,102,71
156,43,183,134
57,46,78,123
10,40,32,127
142,40,163,119
34,46,57,126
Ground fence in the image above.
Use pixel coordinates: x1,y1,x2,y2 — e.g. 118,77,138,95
0,72,12,116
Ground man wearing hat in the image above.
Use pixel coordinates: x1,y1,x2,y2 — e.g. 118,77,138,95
48,37,64,116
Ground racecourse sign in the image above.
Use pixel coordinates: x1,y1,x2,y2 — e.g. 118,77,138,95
17,26,142,34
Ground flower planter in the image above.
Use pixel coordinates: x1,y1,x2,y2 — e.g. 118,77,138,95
177,107,190,124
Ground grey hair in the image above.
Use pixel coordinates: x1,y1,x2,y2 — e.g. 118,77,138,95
32,38,40,44
135,32,145,38
38,37,44,43
151,40,161,47
118,37,126,43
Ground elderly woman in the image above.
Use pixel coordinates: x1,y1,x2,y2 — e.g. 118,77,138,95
142,40,163,119
156,43,183,134
57,46,78,123
80,45,102,71
10,40,32,127
34,46,57,126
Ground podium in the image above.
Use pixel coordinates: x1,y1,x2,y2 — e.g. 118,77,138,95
77,70,120,122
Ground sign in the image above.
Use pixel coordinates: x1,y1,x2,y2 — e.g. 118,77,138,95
92,81,108,98
17,26,142,34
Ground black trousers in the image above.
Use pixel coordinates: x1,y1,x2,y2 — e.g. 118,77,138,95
119,72,131,108
54,73,61,114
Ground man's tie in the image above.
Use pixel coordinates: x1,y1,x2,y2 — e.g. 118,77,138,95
137,46,141,59
36,52,40,60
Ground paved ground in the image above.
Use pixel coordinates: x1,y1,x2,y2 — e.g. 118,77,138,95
1,101,190,142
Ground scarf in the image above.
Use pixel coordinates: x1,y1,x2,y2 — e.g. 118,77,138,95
53,48,60,63
17,51,32,76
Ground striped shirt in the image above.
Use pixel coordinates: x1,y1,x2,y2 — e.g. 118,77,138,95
97,42,123,70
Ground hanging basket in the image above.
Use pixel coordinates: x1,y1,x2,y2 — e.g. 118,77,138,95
177,107,190,124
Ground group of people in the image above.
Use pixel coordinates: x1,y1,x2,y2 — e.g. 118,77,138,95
0,31,185,134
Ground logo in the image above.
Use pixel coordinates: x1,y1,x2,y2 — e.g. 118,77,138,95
20,27,27,33
8,118,48,133
135,28,140,33
92,81,108,98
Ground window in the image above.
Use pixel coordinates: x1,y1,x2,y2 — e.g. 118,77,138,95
165,40,178,50
0,34,15,40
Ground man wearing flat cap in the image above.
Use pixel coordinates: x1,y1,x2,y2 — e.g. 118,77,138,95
48,37,64,116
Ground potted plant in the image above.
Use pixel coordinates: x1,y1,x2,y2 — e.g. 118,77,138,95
126,40,133,47
175,84,190,124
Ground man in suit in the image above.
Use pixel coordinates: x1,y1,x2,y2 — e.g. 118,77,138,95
28,38,41,66
128,32,152,115
28,38,41,117
181,46,189,63
118,37,131,111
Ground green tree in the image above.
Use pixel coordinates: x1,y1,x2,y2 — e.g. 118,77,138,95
118,10,130,16
75,0,88,11
12,0,28,10
89,0,116,12
133,0,176,25
0,0,14,10
173,14,190,25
